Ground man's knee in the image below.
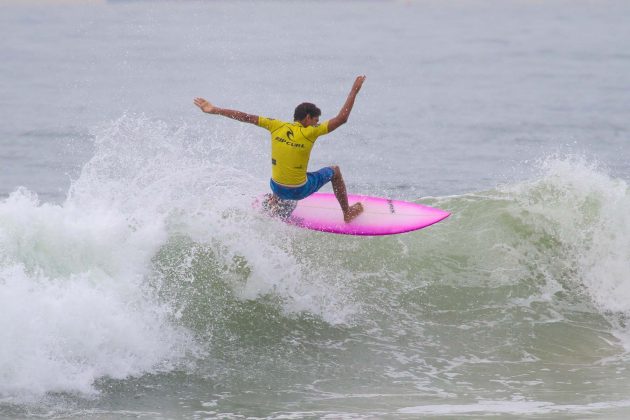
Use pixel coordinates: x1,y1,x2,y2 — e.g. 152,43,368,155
330,165,340,178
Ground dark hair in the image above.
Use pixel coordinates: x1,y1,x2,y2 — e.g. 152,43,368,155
293,102,321,121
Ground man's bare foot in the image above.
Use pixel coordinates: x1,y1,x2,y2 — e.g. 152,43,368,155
262,194,297,219
343,202,364,222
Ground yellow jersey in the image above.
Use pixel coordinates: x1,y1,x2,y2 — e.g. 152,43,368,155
258,116,329,186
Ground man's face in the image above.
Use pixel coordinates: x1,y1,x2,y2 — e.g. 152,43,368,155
304,114,320,127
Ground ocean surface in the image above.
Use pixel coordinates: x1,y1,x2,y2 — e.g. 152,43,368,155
1,0,630,418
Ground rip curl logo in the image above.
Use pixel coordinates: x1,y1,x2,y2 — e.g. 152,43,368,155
274,136,305,148
286,129,294,141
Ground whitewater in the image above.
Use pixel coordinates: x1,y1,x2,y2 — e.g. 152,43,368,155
1,0,630,418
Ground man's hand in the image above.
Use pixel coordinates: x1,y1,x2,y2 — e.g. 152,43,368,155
352,75,366,93
194,97,217,114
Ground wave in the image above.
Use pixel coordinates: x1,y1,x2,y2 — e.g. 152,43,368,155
1,115,629,402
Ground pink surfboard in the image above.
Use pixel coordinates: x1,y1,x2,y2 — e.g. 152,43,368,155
255,193,450,236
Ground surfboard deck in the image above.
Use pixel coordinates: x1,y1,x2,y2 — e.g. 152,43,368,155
254,193,450,236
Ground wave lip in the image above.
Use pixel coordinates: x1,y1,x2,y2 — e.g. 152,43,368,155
500,157,630,316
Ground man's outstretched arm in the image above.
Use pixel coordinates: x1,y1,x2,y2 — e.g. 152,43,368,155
327,75,366,133
194,97,259,124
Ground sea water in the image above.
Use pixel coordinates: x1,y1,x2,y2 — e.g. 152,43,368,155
1,0,630,418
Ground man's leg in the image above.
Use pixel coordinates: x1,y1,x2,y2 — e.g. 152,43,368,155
330,166,363,222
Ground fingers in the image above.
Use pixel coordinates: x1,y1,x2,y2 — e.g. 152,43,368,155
194,97,213,113
352,75,366,92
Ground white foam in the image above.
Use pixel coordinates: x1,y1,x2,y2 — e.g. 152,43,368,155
0,188,191,401
398,398,630,415
0,114,360,400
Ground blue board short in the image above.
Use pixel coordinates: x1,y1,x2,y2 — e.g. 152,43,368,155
270,167,335,201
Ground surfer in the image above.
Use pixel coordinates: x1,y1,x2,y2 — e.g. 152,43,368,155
194,75,366,222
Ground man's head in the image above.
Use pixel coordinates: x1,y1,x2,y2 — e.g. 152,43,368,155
293,102,321,126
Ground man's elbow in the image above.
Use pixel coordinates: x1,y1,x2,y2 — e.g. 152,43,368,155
336,115,349,125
